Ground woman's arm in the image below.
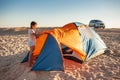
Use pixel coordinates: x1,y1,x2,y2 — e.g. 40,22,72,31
34,30,50,38
38,30,50,35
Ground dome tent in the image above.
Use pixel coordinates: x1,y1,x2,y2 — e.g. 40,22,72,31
21,22,107,71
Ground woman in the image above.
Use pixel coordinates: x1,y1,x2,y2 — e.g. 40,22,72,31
28,21,37,67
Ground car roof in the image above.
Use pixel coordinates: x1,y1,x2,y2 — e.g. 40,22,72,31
90,20,102,22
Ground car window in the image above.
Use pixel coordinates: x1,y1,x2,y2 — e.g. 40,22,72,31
95,20,102,22
90,20,95,23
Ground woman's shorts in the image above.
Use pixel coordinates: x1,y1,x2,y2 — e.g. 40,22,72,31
28,41,35,47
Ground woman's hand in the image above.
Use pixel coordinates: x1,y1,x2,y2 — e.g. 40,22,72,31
40,30,50,35
36,30,50,38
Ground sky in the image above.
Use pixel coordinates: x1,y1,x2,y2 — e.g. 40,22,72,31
0,0,120,28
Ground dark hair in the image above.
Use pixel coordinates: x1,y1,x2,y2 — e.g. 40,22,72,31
30,21,37,28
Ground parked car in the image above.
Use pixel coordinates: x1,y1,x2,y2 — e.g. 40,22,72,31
89,20,105,29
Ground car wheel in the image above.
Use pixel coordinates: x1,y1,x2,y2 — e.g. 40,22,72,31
102,27,105,29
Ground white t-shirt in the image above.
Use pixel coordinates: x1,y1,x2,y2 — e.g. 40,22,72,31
28,29,36,46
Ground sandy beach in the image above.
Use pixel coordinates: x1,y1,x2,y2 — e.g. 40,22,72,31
0,28,120,80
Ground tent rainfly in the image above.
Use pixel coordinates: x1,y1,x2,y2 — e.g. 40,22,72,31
21,22,107,71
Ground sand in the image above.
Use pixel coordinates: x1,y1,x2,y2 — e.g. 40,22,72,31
0,28,120,80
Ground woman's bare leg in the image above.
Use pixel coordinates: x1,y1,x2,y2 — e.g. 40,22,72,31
29,46,35,67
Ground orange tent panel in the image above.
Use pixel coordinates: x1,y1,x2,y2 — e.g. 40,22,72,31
49,23,86,60
33,34,48,58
